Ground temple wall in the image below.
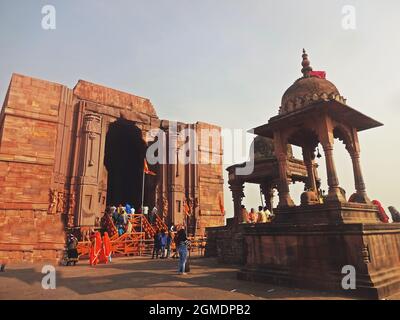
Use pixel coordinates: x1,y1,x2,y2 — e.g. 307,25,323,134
205,222,245,265
196,122,225,233
0,74,65,264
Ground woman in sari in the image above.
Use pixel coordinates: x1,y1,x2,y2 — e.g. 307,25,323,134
100,232,112,263
66,233,79,265
89,231,102,266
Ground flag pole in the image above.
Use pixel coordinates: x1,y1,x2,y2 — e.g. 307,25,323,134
140,164,145,255
141,169,145,213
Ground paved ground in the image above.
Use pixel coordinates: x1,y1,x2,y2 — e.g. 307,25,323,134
0,256,397,300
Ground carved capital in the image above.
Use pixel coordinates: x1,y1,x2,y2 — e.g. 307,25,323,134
83,113,102,135
229,183,245,200
322,143,334,152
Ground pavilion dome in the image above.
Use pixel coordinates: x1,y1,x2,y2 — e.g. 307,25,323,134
278,50,346,116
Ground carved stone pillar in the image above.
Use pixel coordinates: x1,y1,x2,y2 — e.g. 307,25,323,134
273,130,294,208
77,113,102,226
350,151,371,204
322,143,346,202
276,153,295,207
229,182,244,224
260,182,274,212
168,126,185,226
302,147,317,192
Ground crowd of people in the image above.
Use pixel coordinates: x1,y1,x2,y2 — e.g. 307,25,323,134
152,229,172,259
97,204,191,274
240,203,400,224
241,205,275,224
104,204,159,236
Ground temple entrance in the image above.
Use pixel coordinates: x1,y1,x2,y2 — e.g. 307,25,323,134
104,118,147,210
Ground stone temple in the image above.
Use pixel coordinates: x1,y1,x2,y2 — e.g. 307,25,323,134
0,73,224,263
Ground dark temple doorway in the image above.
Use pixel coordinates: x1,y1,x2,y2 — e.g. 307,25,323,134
104,118,147,209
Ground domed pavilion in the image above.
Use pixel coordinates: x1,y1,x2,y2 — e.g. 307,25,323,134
225,50,400,299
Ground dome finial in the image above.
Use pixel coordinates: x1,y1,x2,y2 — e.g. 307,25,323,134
301,48,313,77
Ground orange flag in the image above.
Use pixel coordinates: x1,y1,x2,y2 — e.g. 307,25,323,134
184,201,190,216
144,159,156,176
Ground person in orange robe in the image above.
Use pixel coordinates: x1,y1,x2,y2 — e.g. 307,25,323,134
89,231,102,266
100,232,112,263
372,200,390,223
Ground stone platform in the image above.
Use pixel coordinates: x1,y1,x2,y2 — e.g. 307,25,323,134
237,220,400,299
207,203,400,299
273,202,383,224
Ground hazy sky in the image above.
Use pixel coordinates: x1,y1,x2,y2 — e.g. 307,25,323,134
1,0,399,218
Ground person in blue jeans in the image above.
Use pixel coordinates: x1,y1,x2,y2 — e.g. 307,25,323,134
175,228,188,274
166,231,173,258
159,229,167,258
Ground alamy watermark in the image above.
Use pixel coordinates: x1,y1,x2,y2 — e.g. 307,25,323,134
341,265,356,290
342,5,356,30
145,122,255,176
41,265,56,289
41,5,56,30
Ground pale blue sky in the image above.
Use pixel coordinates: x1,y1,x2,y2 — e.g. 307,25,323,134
1,1,399,217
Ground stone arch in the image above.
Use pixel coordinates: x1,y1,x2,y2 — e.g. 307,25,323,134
285,127,321,205
331,124,357,201
104,117,147,209
284,127,320,150
332,124,370,204
333,124,355,154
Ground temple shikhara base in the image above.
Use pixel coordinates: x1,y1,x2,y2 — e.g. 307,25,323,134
0,74,224,264
207,50,400,299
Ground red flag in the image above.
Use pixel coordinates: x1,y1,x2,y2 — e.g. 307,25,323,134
310,71,326,79
144,159,156,176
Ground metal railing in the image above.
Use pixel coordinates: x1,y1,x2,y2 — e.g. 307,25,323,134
77,233,207,258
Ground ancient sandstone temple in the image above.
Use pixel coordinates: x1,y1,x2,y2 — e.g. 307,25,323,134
0,73,224,263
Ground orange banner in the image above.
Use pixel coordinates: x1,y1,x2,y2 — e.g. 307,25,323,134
144,159,156,176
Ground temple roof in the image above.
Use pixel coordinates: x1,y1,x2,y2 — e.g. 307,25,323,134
279,49,346,116
252,50,383,140
280,76,345,115
253,100,383,142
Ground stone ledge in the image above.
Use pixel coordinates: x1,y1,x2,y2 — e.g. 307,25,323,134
273,202,381,224
241,222,400,236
